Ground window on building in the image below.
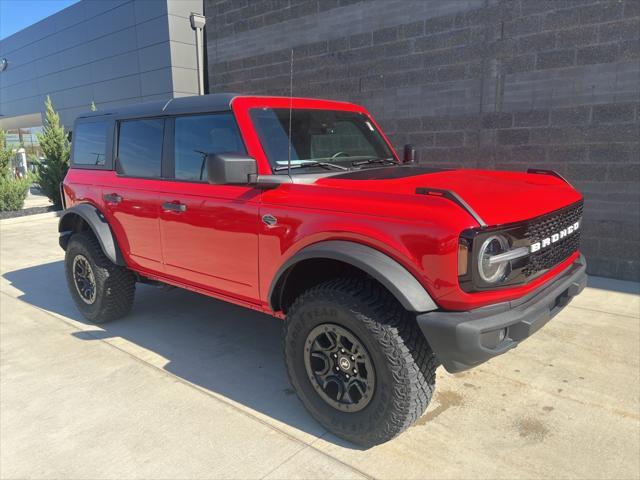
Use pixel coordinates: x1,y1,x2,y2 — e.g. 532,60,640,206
72,121,108,166
117,119,164,177
174,113,246,181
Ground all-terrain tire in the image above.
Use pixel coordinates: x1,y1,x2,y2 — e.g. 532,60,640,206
65,231,135,323
283,277,437,447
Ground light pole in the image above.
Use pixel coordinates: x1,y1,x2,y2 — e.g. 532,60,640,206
190,13,206,96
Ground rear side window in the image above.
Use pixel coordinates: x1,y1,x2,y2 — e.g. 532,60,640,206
174,113,245,181
72,121,108,166
117,119,164,178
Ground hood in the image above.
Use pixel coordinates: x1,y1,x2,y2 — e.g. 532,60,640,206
314,166,583,227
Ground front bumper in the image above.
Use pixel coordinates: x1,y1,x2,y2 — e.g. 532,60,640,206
417,254,587,373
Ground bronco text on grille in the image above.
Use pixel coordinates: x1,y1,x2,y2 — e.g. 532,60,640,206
523,201,583,277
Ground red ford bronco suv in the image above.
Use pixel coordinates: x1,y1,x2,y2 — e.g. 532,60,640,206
60,93,586,446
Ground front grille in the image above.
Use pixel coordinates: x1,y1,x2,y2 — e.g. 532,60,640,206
522,201,583,277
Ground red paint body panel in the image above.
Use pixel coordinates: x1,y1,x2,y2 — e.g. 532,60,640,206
316,169,582,226
256,181,580,311
63,95,584,315
64,170,261,304
159,186,260,303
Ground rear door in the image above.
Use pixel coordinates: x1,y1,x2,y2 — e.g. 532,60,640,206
158,113,260,303
67,118,112,207
102,118,167,273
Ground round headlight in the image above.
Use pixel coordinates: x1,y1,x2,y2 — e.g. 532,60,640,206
478,235,510,283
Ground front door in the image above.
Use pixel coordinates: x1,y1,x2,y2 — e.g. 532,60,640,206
158,113,260,303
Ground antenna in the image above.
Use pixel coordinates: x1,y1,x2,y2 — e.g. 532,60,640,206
287,49,294,179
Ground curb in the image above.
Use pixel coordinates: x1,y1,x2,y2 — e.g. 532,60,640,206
0,210,63,225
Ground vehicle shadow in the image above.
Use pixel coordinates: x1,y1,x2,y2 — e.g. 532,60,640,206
3,260,364,450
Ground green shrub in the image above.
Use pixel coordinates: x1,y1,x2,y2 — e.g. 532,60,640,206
0,130,12,179
0,176,31,211
36,96,70,208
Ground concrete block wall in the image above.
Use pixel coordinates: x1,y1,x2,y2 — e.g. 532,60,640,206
205,0,640,281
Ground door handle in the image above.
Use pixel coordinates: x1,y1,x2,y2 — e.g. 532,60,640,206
103,193,122,204
162,201,187,213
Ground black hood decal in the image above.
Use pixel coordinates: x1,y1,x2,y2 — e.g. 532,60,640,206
330,165,447,180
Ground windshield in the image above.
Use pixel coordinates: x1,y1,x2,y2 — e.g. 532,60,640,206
250,108,396,174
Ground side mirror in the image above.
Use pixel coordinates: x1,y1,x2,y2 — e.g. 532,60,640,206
403,144,416,164
207,152,257,185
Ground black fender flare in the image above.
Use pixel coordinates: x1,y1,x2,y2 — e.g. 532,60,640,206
58,204,125,266
269,240,438,313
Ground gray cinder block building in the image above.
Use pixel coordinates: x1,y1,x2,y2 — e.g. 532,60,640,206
205,0,640,282
0,0,638,281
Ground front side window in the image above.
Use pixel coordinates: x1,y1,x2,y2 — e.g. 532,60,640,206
250,108,394,174
117,119,164,178
174,113,245,181
72,121,108,166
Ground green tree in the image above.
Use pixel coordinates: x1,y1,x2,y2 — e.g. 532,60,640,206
36,96,70,207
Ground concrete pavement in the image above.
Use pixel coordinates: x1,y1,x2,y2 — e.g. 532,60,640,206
23,190,51,210
1,214,639,479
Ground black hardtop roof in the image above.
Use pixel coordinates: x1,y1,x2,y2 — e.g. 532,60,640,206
76,93,240,121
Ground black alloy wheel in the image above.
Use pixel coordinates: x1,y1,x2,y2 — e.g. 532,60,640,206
72,254,97,304
304,324,375,412
65,231,136,323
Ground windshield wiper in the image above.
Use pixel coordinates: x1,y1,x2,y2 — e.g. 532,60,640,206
352,157,398,167
274,161,349,172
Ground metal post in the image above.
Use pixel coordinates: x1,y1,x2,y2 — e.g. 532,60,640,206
190,13,206,96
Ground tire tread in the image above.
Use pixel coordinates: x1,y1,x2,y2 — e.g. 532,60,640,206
65,231,135,323
283,277,437,446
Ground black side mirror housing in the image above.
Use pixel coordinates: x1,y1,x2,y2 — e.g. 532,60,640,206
403,144,416,164
207,152,257,185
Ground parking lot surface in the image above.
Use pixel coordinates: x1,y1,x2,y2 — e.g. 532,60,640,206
1,214,639,479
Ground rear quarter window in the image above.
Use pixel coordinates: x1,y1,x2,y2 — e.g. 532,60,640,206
72,121,109,167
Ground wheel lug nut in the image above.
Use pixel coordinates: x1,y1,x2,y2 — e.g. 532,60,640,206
350,356,355,361
333,353,338,358
346,374,350,379
353,369,357,374
335,367,339,371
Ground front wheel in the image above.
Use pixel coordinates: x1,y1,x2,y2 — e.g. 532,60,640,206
283,277,437,447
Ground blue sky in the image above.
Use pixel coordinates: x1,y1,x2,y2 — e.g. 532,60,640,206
1,0,79,40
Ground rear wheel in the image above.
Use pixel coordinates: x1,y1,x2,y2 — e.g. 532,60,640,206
65,231,135,323
283,277,437,446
